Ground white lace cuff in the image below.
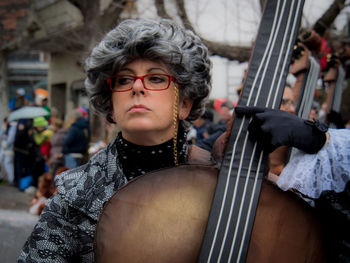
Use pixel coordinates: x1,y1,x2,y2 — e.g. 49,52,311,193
276,128,350,198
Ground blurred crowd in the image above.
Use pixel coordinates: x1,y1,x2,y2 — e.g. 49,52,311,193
188,99,236,151
0,88,91,215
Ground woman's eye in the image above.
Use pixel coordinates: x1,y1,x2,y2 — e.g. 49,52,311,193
117,76,133,85
148,75,166,83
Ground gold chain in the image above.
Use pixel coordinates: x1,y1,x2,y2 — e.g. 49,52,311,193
173,85,179,166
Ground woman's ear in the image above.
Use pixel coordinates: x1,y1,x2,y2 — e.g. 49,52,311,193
107,105,117,124
178,98,193,120
106,113,116,124
108,102,117,124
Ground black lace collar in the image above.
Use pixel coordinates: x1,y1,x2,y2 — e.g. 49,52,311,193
116,128,188,181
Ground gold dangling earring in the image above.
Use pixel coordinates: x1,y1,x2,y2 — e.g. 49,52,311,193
173,85,179,166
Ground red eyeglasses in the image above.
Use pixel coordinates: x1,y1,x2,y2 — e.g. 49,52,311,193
107,73,176,92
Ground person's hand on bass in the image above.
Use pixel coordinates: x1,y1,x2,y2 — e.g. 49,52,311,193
235,105,328,154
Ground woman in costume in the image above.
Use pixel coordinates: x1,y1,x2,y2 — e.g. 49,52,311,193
18,18,211,262
18,18,349,263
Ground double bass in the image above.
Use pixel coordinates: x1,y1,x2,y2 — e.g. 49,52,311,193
94,0,325,262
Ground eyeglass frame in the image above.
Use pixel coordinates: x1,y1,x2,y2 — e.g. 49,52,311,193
106,73,177,92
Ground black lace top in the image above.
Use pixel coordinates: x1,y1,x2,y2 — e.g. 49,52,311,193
116,128,188,181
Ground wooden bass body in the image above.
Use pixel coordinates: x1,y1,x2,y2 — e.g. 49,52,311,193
94,165,325,262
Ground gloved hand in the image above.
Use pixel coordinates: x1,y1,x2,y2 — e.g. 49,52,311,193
234,106,328,154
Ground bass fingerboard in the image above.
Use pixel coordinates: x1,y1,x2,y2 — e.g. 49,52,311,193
198,0,305,262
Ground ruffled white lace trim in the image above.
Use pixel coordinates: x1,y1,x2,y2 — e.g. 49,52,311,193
276,129,350,198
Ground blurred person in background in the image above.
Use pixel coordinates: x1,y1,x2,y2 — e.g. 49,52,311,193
0,117,9,183
32,116,52,187
217,101,234,124
34,89,51,121
49,118,67,176
0,118,17,185
0,117,8,182
193,108,213,144
33,117,53,161
13,118,35,190
49,107,61,125
9,88,31,111
196,101,234,151
62,109,89,169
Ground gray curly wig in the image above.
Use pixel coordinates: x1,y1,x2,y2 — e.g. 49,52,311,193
84,18,212,127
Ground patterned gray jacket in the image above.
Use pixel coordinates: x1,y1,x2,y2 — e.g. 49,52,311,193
18,139,127,262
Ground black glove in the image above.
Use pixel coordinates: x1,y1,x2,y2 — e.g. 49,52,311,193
235,106,328,154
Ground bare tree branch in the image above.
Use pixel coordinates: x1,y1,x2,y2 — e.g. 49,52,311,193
153,0,252,62
24,0,127,56
174,0,196,33
259,0,267,12
67,0,101,50
202,40,252,62
154,0,172,19
313,0,345,36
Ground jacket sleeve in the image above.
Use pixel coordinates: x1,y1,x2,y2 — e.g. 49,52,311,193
62,129,74,153
17,193,94,263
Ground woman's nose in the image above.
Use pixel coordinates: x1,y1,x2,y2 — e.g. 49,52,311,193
132,78,146,94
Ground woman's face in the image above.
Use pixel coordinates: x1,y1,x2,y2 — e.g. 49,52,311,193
111,59,193,146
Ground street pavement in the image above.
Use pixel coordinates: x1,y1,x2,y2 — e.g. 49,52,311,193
0,184,38,262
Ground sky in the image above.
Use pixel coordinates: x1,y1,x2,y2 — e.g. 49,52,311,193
137,0,350,101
